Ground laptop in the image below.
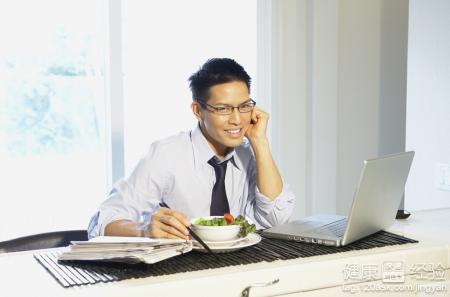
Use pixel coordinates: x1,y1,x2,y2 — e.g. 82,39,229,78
262,151,415,246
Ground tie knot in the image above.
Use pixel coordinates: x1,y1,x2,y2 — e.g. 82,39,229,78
208,157,229,169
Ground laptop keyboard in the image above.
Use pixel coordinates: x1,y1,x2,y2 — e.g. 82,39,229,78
314,218,347,237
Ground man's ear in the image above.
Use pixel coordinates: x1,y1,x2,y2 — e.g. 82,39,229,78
191,102,203,122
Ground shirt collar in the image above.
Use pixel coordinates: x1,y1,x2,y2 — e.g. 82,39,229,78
190,124,242,171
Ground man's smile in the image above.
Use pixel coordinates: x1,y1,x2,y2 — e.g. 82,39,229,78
225,128,242,138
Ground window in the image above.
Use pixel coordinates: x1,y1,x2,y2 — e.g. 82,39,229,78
122,0,257,175
0,0,258,241
0,1,108,240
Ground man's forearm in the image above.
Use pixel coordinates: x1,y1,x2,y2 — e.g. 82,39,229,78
250,138,283,200
104,220,142,237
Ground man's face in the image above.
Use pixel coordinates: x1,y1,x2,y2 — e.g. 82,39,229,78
192,81,252,157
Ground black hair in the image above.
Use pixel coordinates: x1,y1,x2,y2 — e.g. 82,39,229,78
188,58,251,103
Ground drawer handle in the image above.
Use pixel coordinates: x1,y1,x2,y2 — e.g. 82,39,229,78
241,278,280,297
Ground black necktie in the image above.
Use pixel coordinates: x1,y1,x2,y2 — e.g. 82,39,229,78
208,157,230,215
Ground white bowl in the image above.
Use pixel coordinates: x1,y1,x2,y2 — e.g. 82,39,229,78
190,216,240,242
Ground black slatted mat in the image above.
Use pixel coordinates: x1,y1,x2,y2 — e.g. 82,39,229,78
34,231,417,288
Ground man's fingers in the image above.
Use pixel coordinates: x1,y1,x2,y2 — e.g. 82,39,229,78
251,107,266,123
158,222,188,239
150,220,188,240
149,207,190,239
171,211,190,227
157,206,173,215
252,114,258,123
251,109,259,123
157,207,190,228
254,108,268,121
159,214,189,236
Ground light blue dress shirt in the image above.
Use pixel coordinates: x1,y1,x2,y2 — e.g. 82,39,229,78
88,125,295,238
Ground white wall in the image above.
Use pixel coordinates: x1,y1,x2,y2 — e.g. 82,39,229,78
261,0,309,218
259,0,409,219
405,0,450,210
336,0,409,214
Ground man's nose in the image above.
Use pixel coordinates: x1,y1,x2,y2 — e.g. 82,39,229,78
228,107,242,124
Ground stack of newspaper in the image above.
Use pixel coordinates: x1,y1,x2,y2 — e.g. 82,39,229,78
58,236,193,264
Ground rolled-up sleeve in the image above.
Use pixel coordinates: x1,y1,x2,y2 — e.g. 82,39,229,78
88,144,166,238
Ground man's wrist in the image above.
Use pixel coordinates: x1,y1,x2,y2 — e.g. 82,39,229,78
249,137,270,154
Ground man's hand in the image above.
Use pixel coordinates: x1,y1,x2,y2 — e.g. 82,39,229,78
147,207,190,240
245,107,269,145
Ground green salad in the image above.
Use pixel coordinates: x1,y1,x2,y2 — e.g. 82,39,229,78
194,214,256,237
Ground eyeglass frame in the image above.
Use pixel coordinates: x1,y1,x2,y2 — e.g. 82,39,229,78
198,99,256,115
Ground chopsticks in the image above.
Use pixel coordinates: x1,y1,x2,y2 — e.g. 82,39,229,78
158,202,217,257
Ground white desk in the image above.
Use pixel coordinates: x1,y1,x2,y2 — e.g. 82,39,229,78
1,208,450,297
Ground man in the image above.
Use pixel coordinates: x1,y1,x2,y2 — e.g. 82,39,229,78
88,58,295,239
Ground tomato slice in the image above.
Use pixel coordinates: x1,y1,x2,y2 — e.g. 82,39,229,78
224,213,234,224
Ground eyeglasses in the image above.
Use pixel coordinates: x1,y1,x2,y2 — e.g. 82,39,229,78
199,99,256,115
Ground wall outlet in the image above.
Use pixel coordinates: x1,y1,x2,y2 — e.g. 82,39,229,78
435,163,450,191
